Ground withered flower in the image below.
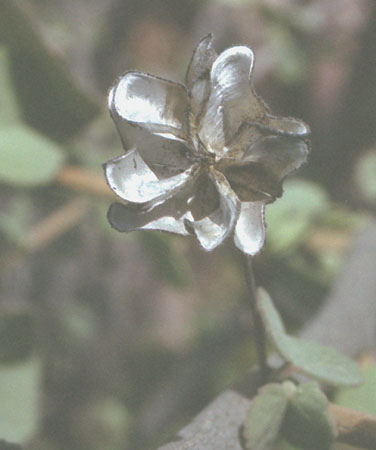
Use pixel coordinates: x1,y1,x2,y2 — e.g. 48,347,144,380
104,35,310,255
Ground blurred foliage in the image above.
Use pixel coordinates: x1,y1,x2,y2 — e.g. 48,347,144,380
0,0,375,449
266,179,330,254
0,357,41,443
354,148,376,206
243,382,289,450
281,383,337,450
0,46,21,124
259,289,362,387
244,381,338,450
0,0,101,141
0,125,65,186
334,363,376,416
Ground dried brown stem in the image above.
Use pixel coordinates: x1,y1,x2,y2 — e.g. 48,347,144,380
307,228,351,252
1,198,89,272
330,403,376,450
57,166,115,198
25,197,89,252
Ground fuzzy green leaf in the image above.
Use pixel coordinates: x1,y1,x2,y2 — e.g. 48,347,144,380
258,288,363,386
354,150,376,205
266,179,329,253
243,383,288,450
282,383,337,450
0,0,100,141
0,357,41,442
335,364,376,415
0,45,21,125
0,125,65,186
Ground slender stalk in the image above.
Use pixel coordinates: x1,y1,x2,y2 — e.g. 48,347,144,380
242,254,269,380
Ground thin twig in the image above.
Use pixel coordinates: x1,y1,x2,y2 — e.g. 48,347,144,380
330,403,376,450
57,166,115,198
1,198,89,272
25,197,89,252
241,254,269,380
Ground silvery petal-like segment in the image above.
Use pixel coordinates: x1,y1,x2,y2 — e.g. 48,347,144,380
105,149,198,206
243,136,309,179
188,169,240,251
198,46,267,157
108,202,189,235
185,34,217,90
223,162,282,202
234,201,265,255
185,35,217,126
115,121,192,178
263,116,310,137
109,72,189,141
225,123,265,159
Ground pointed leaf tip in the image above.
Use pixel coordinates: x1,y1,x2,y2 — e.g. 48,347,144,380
243,383,288,450
258,289,363,386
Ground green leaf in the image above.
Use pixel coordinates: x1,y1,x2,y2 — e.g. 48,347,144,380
269,25,307,84
334,364,376,415
0,45,21,125
0,0,100,141
258,288,363,386
243,383,289,450
0,124,65,186
266,179,329,253
0,357,41,442
0,196,32,246
354,149,376,205
282,383,338,450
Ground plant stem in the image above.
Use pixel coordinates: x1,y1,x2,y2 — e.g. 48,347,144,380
242,254,269,380
330,403,376,450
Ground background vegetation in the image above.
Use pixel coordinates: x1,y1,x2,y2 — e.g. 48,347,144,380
1,0,376,449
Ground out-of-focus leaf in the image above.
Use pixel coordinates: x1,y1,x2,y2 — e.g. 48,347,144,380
269,25,307,84
266,179,329,253
243,383,288,450
0,197,32,245
0,0,100,141
354,149,376,204
0,357,41,442
0,125,65,186
279,336,362,386
318,206,367,230
334,364,376,415
258,288,363,386
0,310,35,363
0,45,21,125
282,382,337,450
